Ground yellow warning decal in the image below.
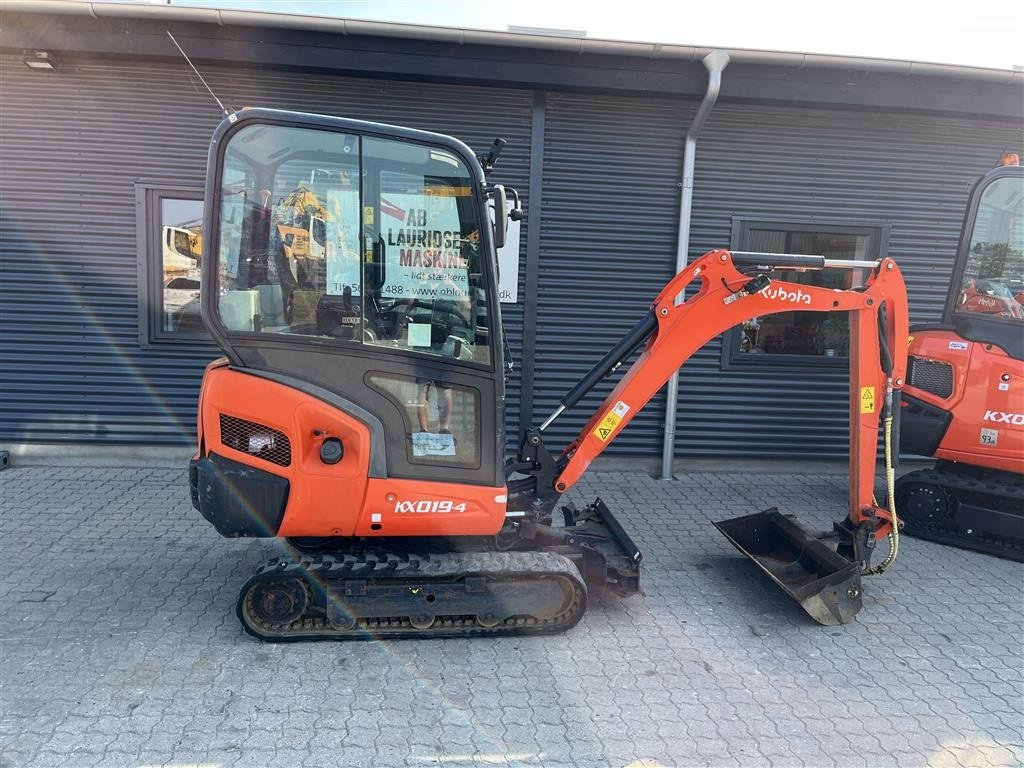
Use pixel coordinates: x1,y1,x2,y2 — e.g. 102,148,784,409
592,401,630,442
860,386,875,414
592,412,622,442
907,335,915,346
363,206,374,225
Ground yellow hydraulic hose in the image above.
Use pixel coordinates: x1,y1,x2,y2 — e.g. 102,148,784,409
866,381,899,576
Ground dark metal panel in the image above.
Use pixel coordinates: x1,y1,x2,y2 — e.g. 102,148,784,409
535,93,1023,458
5,11,1022,119
0,54,532,445
531,93,690,452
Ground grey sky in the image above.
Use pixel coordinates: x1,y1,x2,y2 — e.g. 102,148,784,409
153,0,1023,70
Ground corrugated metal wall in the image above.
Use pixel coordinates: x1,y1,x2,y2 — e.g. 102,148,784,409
531,93,689,452
0,55,531,445
535,92,1022,458
3,53,1021,457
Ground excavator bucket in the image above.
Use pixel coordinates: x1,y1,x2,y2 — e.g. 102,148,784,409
714,509,863,626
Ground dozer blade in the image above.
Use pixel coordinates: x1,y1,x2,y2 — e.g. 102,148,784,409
714,508,863,626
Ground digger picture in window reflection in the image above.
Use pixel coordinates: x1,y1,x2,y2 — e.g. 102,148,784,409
257,179,361,335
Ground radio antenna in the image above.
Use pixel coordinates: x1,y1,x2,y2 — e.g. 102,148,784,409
166,31,230,117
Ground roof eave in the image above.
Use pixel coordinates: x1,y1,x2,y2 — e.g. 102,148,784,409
8,0,1021,84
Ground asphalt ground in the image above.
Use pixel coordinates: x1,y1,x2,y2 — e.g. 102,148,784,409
1,465,1021,768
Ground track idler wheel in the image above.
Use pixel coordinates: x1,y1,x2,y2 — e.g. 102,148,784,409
244,579,308,627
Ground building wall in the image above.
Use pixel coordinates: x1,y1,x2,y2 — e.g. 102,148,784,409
1,53,1020,457
534,92,1022,458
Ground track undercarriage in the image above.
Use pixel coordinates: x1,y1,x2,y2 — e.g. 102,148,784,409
895,461,1024,561
236,498,642,642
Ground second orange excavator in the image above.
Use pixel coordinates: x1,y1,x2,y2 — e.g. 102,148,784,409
897,157,1024,560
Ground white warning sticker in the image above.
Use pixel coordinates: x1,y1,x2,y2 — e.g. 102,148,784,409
611,400,630,417
948,341,969,351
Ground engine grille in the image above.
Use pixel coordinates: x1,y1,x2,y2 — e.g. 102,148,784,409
907,356,954,399
219,414,292,467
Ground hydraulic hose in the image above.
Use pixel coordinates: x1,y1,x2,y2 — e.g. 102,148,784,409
866,380,899,576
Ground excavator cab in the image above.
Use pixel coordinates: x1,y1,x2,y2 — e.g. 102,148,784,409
199,110,508,500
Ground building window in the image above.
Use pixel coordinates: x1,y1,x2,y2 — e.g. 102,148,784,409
722,218,888,368
136,185,207,344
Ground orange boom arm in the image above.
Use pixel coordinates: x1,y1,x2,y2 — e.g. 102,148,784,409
546,249,908,538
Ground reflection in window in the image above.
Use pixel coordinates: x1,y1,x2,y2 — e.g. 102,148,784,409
216,133,362,336
368,148,486,363
738,229,864,358
367,373,480,468
955,175,1024,321
160,198,204,332
214,124,491,365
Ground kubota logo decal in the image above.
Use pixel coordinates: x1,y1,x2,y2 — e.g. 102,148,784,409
983,411,1024,425
760,286,812,305
393,500,468,514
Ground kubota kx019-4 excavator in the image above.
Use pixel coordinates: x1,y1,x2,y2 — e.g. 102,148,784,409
189,109,909,639
896,157,1024,560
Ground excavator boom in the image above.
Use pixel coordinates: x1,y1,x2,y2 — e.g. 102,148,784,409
550,249,908,514
512,249,908,624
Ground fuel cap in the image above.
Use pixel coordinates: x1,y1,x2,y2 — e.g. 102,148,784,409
319,437,344,465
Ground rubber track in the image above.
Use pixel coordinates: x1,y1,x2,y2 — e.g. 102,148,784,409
237,549,588,642
896,467,1024,561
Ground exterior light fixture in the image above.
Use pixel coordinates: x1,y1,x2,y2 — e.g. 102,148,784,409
23,51,57,71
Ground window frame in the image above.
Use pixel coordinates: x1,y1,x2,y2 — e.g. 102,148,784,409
135,182,209,346
720,215,891,371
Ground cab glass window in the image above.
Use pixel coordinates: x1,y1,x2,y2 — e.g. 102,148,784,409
954,176,1024,322
367,373,481,469
214,124,491,363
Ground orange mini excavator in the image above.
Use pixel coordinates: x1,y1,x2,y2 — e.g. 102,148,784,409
896,158,1024,560
189,109,909,640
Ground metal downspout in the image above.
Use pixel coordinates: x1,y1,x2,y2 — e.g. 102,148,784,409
659,50,730,480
